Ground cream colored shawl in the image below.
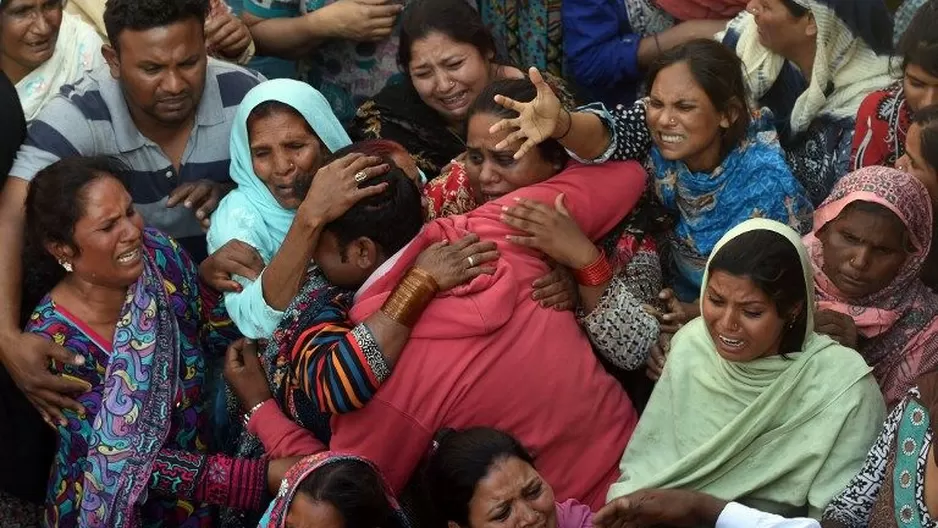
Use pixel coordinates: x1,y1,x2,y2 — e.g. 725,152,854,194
719,1,892,135
607,219,886,518
15,12,103,121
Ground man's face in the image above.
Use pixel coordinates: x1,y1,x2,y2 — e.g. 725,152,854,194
107,17,207,126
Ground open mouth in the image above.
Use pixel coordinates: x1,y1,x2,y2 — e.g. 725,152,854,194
116,248,141,265
657,133,686,145
718,334,744,349
438,90,470,111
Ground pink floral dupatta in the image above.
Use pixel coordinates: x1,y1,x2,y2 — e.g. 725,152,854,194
804,166,938,407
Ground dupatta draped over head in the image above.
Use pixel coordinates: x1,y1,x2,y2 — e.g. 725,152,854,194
609,219,886,517
721,0,892,136
258,452,410,528
13,11,103,121
804,166,938,408
208,79,351,264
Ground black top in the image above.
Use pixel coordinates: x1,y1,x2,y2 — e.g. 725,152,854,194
0,70,54,504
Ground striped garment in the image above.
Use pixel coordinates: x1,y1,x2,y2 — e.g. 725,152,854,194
284,290,389,415
9,59,264,260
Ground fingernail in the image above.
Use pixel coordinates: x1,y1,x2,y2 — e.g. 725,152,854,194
501,206,509,212
74,356,85,366
184,201,193,208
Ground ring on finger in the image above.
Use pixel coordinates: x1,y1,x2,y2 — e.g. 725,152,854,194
467,255,476,267
354,170,368,184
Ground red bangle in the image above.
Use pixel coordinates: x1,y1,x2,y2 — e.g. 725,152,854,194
573,249,613,286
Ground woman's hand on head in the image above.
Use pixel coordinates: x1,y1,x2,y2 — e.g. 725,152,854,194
501,194,599,269
200,240,265,293
299,153,390,225
532,264,578,311
0,333,91,428
414,234,499,291
223,338,272,411
815,309,859,349
488,67,565,160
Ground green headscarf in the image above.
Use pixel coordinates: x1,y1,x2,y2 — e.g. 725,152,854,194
608,219,886,518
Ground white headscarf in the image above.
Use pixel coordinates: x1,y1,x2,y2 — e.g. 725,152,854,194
720,0,893,134
13,11,103,121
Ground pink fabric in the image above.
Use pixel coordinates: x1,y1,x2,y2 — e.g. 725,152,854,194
330,161,646,510
654,0,747,20
804,166,938,407
555,499,594,528
247,399,325,458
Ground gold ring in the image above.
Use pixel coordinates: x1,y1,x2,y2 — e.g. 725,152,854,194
354,170,368,183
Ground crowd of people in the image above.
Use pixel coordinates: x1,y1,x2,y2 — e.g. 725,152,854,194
1,0,937,527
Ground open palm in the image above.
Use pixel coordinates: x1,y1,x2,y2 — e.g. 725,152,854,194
488,67,564,160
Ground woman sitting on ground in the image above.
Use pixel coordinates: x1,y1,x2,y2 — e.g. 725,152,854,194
607,219,886,518
807,166,938,408
719,0,893,204
493,39,813,309
351,0,574,177
425,427,594,528
21,157,295,527
0,0,102,121
852,0,938,171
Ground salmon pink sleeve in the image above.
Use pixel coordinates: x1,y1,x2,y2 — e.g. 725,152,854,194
328,398,434,494
247,400,326,458
508,161,647,241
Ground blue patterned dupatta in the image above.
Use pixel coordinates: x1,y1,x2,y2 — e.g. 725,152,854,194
80,246,181,527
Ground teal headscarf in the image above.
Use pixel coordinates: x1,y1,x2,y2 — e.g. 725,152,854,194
207,79,351,263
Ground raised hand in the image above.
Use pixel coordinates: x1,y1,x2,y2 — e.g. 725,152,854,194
488,67,566,160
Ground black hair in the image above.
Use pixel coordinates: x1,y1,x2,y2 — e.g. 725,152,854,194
897,0,938,78
467,78,569,167
424,427,535,527
296,459,399,528
397,0,497,74
913,104,938,173
707,229,808,356
103,0,209,50
780,0,809,17
646,39,751,156
23,156,131,297
321,145,424,259
246,100,316,140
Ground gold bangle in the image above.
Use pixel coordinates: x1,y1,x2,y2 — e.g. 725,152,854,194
380,267,440,328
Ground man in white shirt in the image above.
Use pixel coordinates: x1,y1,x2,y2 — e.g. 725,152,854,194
594,489,822,528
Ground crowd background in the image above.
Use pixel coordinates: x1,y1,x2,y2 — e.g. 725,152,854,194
1,0,937,527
